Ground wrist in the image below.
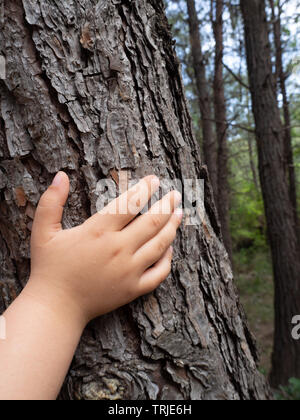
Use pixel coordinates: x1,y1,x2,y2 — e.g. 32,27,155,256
1,276,87,400
22,277,88,333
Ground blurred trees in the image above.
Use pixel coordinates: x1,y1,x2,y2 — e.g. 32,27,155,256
186,0,232,260
269,0,298,230
241,0,300,387
167,0,300,387
186,0,217,197
211,0,232,261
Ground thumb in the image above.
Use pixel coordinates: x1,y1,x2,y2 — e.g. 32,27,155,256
32,172,70,242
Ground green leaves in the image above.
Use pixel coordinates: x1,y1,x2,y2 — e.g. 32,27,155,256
276,378,300,400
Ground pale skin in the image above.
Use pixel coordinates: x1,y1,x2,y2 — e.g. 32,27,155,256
0,172,183,400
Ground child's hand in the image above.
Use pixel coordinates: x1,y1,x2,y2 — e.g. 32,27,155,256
26,172,183,326
0,172,183,400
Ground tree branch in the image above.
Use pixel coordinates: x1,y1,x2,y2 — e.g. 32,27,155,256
223,62,250,90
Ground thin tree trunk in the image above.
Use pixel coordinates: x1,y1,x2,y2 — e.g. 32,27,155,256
0,0,270,400
246,94,259,193
247,135,259,193
186,0,218,200
241,0,300,388
211,0,233,262
269,0,298,230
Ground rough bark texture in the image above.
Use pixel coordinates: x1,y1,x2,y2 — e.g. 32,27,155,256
247,134,259,193
0,0,270,400
246,95,259,193
186,0,218,200
211,0,232,262
269,0,298,230
241,0,300,388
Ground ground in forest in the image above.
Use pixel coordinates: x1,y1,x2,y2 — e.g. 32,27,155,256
233,247,274,376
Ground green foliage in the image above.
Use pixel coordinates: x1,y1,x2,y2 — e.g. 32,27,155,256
234,247,274,373
166,0,300,380
234,247,273,322
229,137,266,251
230,181,266,250
275,378,300,400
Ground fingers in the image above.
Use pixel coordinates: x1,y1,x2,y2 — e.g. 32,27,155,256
86,175,160,232
134,208,183,270
124,190,182,252
32,172,70,243
138,247,173,295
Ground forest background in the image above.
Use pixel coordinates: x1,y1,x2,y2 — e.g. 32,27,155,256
166,0,300,378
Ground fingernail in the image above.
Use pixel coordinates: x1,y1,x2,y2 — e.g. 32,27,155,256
174,191,182,206
52,172,63,187
174,207,183,220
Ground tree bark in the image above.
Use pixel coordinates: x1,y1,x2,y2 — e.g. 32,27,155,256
241,0,300,388
247,134,259,193
186,0,218,200
246,94,259,193
0,0,269,400
211,0,233,262
269,0,298,230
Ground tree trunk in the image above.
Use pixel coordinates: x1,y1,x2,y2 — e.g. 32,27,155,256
0,0,270,400
241,0,300,388
211,0,233,263
269,0,298,230
246,94,259,193
247,134,259,193
186,0,218,200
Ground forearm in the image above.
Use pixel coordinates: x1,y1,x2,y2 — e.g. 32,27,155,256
0,280,85,400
